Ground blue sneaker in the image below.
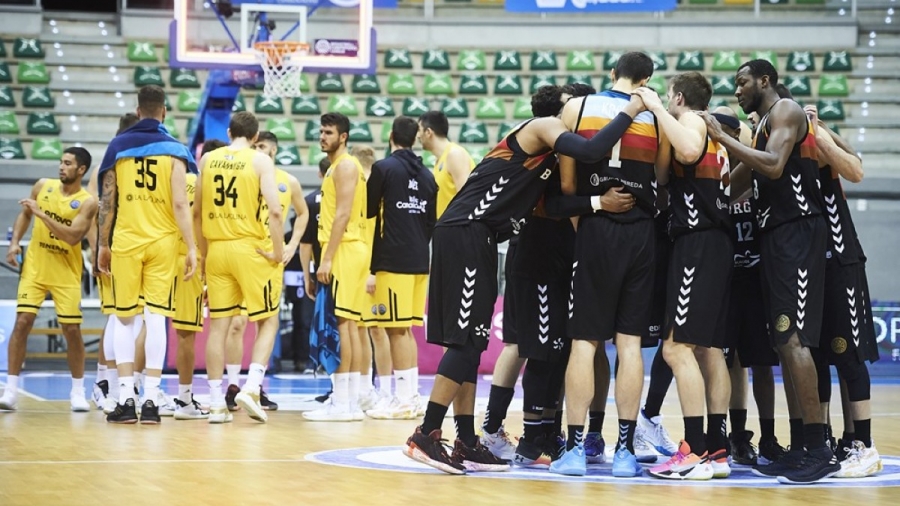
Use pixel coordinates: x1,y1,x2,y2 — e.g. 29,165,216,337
549,445,587,476
612,447,643,477
585,432,606,464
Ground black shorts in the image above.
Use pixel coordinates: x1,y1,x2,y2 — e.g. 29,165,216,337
819,259,880,366
568,216,656,341
643,213,671,348
664,229,733,348
509,273,570,362
502,240,518,345
759,217,827,349
724,268,780,368
427,223,499,351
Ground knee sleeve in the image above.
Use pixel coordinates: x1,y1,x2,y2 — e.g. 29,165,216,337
544,353,569,410
523,360,552,415
113,316,136,364
143,312,167,370
812,350,832,404
437,344,481,385
837,360,871,402
103,317,116,362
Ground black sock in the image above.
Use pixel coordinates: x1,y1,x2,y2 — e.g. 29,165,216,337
567,424,585,451
685,416,706,455
760,418,776,441
643,347,673,419
542,417,556,438
523,419,542,443
730,409,748,434
483,385,515,434
803,423,827,451
554,410,563,436
616,420,637,454
789,418,804,451
588,410,605,434
422,402,448,434
454,415,477,447
842,430,856,444
825,423,834,444
707,414,727,452
855,419,872,448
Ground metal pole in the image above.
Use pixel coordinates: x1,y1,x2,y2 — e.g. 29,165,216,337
754,0,760,18
425,0,435,20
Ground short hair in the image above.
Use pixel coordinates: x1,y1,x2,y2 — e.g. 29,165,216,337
738,59,779,86
531,85,564,118
64,147,92,171
229,111,259,140
317,156,330,176
418,111,449,138
320,112,350,136
117,113,139,135
201,139,227,156
615,52,655,84
775,83,794,100
669,72,712,110
391,116,419,148
350,145,376,169
257,130,278,146
137,85,166,117
561,82,597,97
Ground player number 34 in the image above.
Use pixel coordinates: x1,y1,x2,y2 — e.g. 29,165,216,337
213,174,238,206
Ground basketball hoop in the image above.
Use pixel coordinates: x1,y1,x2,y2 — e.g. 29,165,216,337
253,41,309,98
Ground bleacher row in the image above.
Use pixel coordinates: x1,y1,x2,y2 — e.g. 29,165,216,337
0,37,859,165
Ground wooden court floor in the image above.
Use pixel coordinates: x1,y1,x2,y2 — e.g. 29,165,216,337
2,383,899,506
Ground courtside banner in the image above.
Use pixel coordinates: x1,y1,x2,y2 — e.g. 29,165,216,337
871,300,900,375
0,301,13,370
505,0,677,13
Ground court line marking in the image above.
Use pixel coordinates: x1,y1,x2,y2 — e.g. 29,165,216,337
0,381,46,401
0,458,306,465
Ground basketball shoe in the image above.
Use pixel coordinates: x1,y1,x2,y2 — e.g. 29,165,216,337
139,399,160,425
260,387,278,411
612,447,644,477
834,440,883,478
106,398,138,424
776,448,841,484
403,427,466,475
634,434,659,463
584,432,606,464
647,441,713,480
513,439,553,467
235,389,268,422
728,430,759,465
366,397,418,420
757,438,789,466
174,397,210,420
707,448,732,478
636,410,678,456
70,388,90,412
479,425,517,462
92,380,109,410
549,445,586,476
225,384,241,411
208,405,233,424
451,439,511,472
752,447,804,477
303,402,354,422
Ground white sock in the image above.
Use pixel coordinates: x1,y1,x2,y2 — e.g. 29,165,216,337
107,370,119,400
96,364,107,383
143,376,161,403
244,363,265,394
378,375,392,396
209,379,224,406
395,368,414,402
361,370,373,395
119,376,135,404
4,375,19,396
332,373,350,410
143,312,167,370
226,364,241,387
411,367,419,396
71,377,85,391
348,372,360,410
178,384,192,404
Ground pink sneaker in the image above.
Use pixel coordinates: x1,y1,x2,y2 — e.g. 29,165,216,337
648,440,714,480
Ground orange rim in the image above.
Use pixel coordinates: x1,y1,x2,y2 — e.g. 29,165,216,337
254,41,309,67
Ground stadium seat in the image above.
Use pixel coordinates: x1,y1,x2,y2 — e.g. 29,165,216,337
422,49,451,70
688,0,718,4
648,51,668,71
421,150,436,168
316,73,345,93
787,51,815,72
457,50,487,71
512,97,532,119
327,95,359,115
458,74,488,95
267,117,297,141
494,74,523,95
127,41,158,62
440,98,469,118
598,76,612,90
170,68,200,88
823,51,852,71
255,95,284,114
307,143,327,165
707,98,729,110
530,51,558,71
602,51,623,70
0,62,11,83
17,62,50,84
22,86,54,107
566,51,595,72
275,145,301,165
817,99,845,120
783,75,812,97
177,90,202,112
380,120,392,143
0,138,25,159
387,73,417,95
530,75,557,94
348,120,373,142
475,97,506,120
134,66,164,86
232,93,246,112
164,94,172,111
292,95,320,115
566,74,592,87
648,75,667,95
818,75,849,97
365,96,395,117
384,49,413,69
494,50,522,71
497,121,517,142
26,112,60,135
31,138,63,160
711,75,736,96
676,51,705,71
0,111,19,134
13,37,44,58
0,41,5,58
466,146,489,162
752,50,778,68
796,0,825,4
402,97,431,116
0,85,15,107
163,117,179,138
352,74,381,93
459,121,489,144
297,73,311,93
423,73,453,95
712,51,742,71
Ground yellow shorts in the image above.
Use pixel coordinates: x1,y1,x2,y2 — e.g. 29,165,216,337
112,234,178,317
324,240,369,322
363,272,428,328
172,254,205,332
206,239,282,322
17,277,82,324
97,274,115,315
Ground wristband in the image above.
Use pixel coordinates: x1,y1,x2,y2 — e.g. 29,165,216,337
591,195,603,212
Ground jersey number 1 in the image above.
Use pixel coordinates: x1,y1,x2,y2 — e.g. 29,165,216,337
609,140,622,168
213,175,238,206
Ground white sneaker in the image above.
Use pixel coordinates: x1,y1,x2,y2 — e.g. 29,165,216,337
157,390,177,417
70,388,90,412
636,411,678,456
352,408,365,421
102,396,117,414
366,397,418,420
303,403,354,422
208,404,233,424
835,440,883,478
91,381,108,410
480,426,517,461
0,392,18,411
634,433,659,463
235,390,268,423
413,394,426,417
359,389,384,412
174,397,210,420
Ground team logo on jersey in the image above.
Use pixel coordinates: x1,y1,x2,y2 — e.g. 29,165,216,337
371,305,378,315
590,174,600,187
70,200,80,209
831,337,848,354
775,314,791,333
379,304,387,315
47,186,53,193
278,183,288,193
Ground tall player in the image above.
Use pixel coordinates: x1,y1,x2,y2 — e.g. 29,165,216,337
0,148,97,412
419,111,475,218
98,85,197,425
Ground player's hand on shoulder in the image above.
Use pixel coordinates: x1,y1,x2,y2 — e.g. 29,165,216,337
623,92,647,117
697,111,725,142
632,87,662,113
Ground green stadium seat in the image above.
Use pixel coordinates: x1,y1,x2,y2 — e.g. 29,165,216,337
531,51,558,71
818,75,849,97
712,51,742,71
423,73,453,95
457,50,487,71
648,51,668,71
127,41,158,62
422,49,450,70
494,50,522,71
0,138,25,159
458,74,488,95
267,118,297,141
0,41,5,58
22,86,54,108
365,96,395,117
186,117,196,137
254,95,284,114
459,121,489,144
31,138,63,160
711,75,736,96
566,74,592,87
688,0,718,4
823,51,852,72
307,143,327,165
599,76,612,90
466,146,489,163
784,75,812,97
0,85,15,107
134,66,164,86
707,98,729,110
402,97,431,117
384,49,413,69
0,111,19,134
817,99,845,121
348,120,373,142
177,90,202,112
27,112,60,135
163,117,179,138
232,93,246,112
566,51,595,72
828,123,840,134
316,73,345,93
0,62,11,83
530,75,557,94
170,68,200,88
648,75,667,95
13,38,44,58
494,74,523,95
380,120,392,143
603,51,623,70
164,94,172,111
421,150,436,168
475,97,506,120
676,51,705,71
497,121,517,142
386,73,417,95
327,95,359,115
275,145,301,166
796,0,824,4
297,73,311,93
352,74,381,93
440,98,469,118
17,62,50,84
751,50,778,68
291,95,321,115
787,51,815,72
512,97,532,119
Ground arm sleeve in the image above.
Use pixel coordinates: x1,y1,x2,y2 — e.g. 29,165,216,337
300,195,317,245
366,162,385,219
543,171,594,218
553,112,634,163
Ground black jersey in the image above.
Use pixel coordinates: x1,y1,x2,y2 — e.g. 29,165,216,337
668,135,731,238
300,189,322,267
819,165,864,265
512,206,576,282
730,197,761,272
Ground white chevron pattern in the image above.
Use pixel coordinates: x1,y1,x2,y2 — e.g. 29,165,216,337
824,194,845,254
568,261,578,319
847,286,860,346
792,174,810,214
468,176,509,220
674,266,695,327
538,284,550,344
458,267,476,329
797,268,808,330
684,193,699,228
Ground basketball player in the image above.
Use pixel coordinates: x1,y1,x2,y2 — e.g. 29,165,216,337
403,84,646,475
419,111,475,219
300,157,328,301
98,85,197,425
0,148,97,412
363,116,437,420
701,59,839,484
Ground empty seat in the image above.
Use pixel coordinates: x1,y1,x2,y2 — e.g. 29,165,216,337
676,51,705,71
566,50,595,72
711,75,736,96
267,118,297,141
17,62,50,84
291,95,321,115
647,75,667,95
530,75,557,94
327,95,359,115
307,143,326,164
232,93,246,112
496,121,517,142
493,50,522,71
304,120,321,141
494,74,523,95
512,97,532,119
296,73,311,93
163,117,179,138
31,138,63,160
255,95,284,114
127,41,159,62
134,66,164,86
0,62,11,83
817,99,845,120
603,51,623,70
648,51,668,71
352,74,381,93
422,49,450,70
365,96,395,117
458,74,488,95
13,37,44,58
421,150,436,168
0,138,26,159
178,90,202,112
783,75,812,97
170,68,200,88
566,74,593,88
457,50,487,71
458,121,489,144
598,76,612,91
466,146,489,162
380,120,392,143
316,73,345,93
275,145,301,165
712,51,742,71
384,48,413,69
707,98,730,110
0,41,5,58
818,75,849,97
475,98,506,120
26,112,60,135
22,86,54,108
530,51,558,71
440,98,469,118
751,50,778,68
0,85,15,107
348,120,373,142
423,73,453,95
787,51,815,72
0,111,19,134
387,73,417,95
402,97,431,117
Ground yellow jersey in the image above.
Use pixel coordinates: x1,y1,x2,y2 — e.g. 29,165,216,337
433,142,475,219
177,172,197,256
22,179,91,286
318,153,367,245
201,146,267,242
259,168,293,228
112,154,178,255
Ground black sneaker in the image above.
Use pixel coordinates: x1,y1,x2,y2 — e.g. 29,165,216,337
140,399,161,425
106,398,138,424
451,439,511,472
758,437,789,465
536,432,566,462
729,430,759,466
513,438,553,467
835,438,853,462
226,384,241,412
314,389,332,403
260,388,278,411
752,448,803,477
403,427,466,475
776,448,841,484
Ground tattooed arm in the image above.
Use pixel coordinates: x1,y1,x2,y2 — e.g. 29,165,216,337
97,168,117,274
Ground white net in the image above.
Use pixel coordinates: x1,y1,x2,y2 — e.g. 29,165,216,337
253,42,308,98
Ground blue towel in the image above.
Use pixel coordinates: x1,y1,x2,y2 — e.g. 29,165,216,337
309,282,341,375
